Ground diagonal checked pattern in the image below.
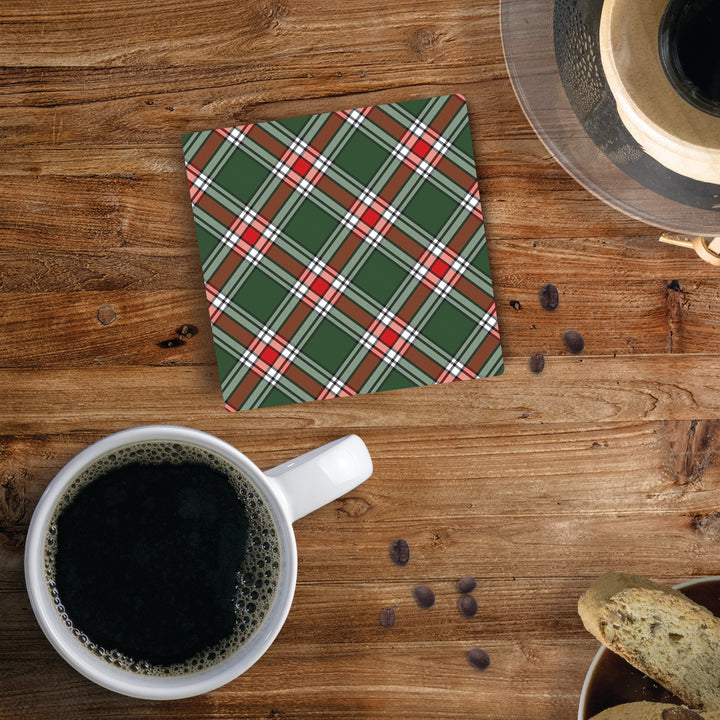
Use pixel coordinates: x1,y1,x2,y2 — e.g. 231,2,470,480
183,94,503,411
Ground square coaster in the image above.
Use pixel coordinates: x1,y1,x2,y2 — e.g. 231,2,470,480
182,94,503,411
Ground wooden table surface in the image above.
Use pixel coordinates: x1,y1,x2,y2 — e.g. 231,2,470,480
2,0,720,718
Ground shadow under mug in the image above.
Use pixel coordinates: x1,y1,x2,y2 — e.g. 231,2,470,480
24,425,373,700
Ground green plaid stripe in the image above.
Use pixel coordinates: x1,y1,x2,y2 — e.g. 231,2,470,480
183,94,503,411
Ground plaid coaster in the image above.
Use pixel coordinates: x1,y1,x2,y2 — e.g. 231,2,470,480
182,94,503,411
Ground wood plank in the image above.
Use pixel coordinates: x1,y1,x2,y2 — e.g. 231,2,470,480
0,0,503,69
3,356,720,430
2,275,717,364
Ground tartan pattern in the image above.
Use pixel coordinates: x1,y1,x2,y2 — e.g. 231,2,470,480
182,94,503,411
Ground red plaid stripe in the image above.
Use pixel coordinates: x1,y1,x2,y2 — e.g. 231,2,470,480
222,208,281,263
391,118,453,175
359,308,420,366
410,238,469,295
435,357,476,384
241,327,300,386
185,127,252,205
460,181,484,221
485,301,500,340
205,282,233,323
290,258,350,316
341,189,401,244
185,162,213,205
271,138,332,196
316,375,356,401
335,105,374,129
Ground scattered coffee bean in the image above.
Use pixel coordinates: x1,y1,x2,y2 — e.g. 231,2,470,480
563,330,585,354
457,575,477,594
413,585,435,608
467,647,491,670
379,607,396,628
389,538,410,565
509,300,522,311
539,283,559,311
458,594,478,618
529,352,545,374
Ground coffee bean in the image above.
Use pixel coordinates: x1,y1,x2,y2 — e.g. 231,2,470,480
379,607,396,628
529,353,545,374
413,585,435,608
539,283,559,311
509,300,522,311
457,575,477,594
467,647,490,670
389,538,410,565
563,330,585,354
459,594,478,618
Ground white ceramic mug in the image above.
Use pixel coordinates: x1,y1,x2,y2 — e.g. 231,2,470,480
24,425,373,700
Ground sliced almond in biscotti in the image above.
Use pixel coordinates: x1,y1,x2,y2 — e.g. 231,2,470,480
578,573,720,712
588,701,720,720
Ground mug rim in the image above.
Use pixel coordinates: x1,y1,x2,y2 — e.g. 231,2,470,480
24,424,299,700
577,574,720,720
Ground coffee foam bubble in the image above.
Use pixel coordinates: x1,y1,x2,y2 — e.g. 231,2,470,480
43,440,281,677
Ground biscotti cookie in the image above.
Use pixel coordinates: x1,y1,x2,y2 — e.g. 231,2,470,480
579,573,720,711
589,701,720,720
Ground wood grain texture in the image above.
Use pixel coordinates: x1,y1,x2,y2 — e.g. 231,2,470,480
2,0,720,717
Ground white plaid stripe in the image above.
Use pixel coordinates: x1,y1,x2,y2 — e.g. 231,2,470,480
263,366,283,387
308,257,326,275
280,342,300,362
391,142,411,162
238,206,259,225
364,228,383,248
290,279,309,300
340,210,361,231
289,138,309,155
383,348,403,368
192,171,213,192
295,177,314,198
460,191,480,213
451,255,471,275
313,154,332,173
261,222,282,242
325,376,345,394
477,310,498,334
432,278,453,299
358,188,377,206
409,118,429,137
226,127,247,148
257,326,275,345
209,289,233,314
400,324,420,344
376,308,395,326
220,229,240,250
240,348,259,369
345,108,366,129
313,297,333,317
409,260,429,282
427,238,447,257
443,358,465,378
359,329,376,351
331,273,351,293
432,135,452,155
414,158,434,179
245,246,264,267
382,205,401,224
271,160,291,180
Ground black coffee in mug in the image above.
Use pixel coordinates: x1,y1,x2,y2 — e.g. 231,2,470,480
43,442,281,675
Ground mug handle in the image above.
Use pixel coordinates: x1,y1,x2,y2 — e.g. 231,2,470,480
264,435,373,522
